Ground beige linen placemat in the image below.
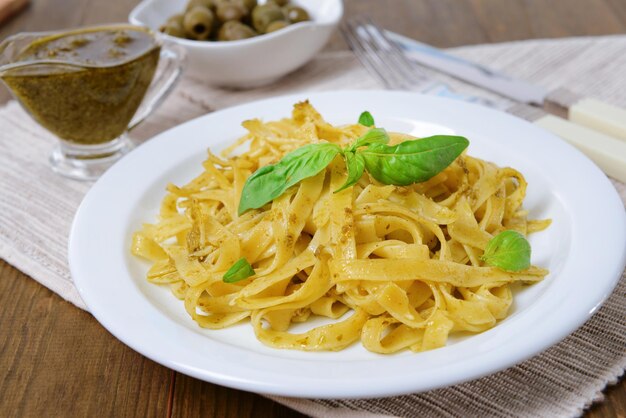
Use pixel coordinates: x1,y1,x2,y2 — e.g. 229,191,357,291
1,35,625,417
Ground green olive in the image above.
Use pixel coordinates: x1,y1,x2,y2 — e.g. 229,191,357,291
186,0,216,11
184,6,215,40
217,20,257,41
251,3,284,33
235,0,257,17
216,2,246,22
240,0,257,11
159,21,187,38
268,0,288,6
265,20,289,33
283,5,310,23
166,13,185,27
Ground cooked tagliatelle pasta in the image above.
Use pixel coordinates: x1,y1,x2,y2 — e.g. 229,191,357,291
131,101,550,354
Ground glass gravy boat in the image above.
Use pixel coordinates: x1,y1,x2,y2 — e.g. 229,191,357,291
0,24,184,180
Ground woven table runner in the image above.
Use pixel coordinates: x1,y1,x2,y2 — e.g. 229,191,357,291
1,35,625,418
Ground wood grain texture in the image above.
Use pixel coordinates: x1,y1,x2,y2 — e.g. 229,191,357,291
0,259,172,417
0,1,624,417
171,374,302,418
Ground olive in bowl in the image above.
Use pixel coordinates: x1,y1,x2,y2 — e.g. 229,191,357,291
218,21,257,41
159,0,310,42
182,6,215,40
130,0,343,87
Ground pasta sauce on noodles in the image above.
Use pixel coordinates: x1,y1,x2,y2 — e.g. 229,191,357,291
131,102,550,353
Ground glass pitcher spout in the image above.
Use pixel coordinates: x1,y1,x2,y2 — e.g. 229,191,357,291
0,31,88,76
0,32,43,75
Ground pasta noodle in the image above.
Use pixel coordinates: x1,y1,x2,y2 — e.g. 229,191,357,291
131,101,550,353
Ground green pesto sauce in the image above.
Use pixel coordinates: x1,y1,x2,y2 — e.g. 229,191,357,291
2,27,160,145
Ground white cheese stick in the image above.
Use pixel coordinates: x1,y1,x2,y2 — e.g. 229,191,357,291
569,98,626,143
534,114,626,183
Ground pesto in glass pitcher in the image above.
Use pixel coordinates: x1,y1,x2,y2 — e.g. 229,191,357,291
0,24,185,180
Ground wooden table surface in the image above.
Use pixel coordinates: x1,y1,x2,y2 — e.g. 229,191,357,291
1,1,625,417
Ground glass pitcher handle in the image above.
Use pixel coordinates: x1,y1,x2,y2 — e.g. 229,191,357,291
128,40,186,131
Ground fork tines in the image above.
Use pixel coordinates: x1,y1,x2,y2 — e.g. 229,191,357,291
341,15,429,90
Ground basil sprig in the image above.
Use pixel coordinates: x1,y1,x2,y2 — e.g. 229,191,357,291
223,257,256,283
481,230,531,272
237,112,469,215
358,111,375,127
335,127,388,192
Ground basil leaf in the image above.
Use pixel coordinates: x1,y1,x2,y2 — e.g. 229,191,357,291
358,111,375,127
238,142,341,214
346,128,389,153
481,230,531,272
334,152,365,193
360,135,469,186
223,257,256,283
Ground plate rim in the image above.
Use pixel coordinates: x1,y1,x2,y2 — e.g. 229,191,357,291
69,90,626,398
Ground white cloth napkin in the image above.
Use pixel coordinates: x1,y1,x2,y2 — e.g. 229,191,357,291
1,35,625,417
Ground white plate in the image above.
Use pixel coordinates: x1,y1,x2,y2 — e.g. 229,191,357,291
70,91,626,399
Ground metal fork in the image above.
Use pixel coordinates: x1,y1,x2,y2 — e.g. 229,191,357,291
341,15,495,106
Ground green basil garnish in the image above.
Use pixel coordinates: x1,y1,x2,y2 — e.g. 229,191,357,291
360,135,469,186
358,111,375,127
238,113,469,215
481,230,531,272
223,257,256,283
238,142,341,214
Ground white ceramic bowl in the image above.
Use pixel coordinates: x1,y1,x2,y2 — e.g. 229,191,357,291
129,0,342,87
